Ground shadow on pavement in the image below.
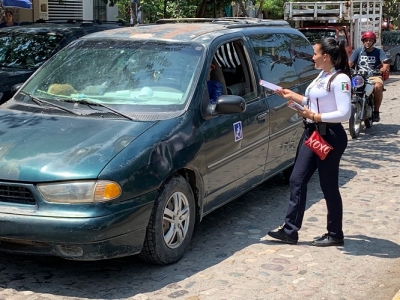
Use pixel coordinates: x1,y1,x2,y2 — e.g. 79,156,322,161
340,235,400,258
343,123,400,170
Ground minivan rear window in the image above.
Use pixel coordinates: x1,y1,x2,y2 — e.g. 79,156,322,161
249,33,299,89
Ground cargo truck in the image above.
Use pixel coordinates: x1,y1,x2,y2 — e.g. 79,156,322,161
283,1,383,57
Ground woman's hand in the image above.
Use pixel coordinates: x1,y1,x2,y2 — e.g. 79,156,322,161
276,88,304,104
297,106,314,120
275,88,293,100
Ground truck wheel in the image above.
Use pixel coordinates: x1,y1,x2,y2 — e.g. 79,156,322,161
394,54,400,72
139,175,195,265
349,103,362,138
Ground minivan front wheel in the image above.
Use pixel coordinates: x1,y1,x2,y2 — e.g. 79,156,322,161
139,175,195,265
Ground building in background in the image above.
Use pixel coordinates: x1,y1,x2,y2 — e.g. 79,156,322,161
16,0,118,23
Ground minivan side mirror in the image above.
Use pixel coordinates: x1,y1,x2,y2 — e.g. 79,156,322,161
205,95,246,117
11,83,24,95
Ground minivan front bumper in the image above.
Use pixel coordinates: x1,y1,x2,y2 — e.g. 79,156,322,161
0,198,155,260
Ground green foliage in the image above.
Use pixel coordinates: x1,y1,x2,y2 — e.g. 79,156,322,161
97,0,397,26
261,0,285,19
382,0,399,28
114,0,131,24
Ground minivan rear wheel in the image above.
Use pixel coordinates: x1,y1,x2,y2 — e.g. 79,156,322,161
139,175,195,265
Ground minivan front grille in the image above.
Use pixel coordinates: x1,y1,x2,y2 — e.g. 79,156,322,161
0,184,36,205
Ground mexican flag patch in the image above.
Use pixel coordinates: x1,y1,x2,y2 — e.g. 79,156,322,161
341,82,350,92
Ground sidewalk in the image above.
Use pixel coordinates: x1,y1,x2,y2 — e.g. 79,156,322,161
393,291,400,300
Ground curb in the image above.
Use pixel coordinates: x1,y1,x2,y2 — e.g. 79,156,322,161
393,290,400,300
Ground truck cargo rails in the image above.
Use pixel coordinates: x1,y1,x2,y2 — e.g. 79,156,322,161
283,1,384,54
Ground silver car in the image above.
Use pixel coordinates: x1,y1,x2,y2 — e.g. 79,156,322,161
382,30,400,71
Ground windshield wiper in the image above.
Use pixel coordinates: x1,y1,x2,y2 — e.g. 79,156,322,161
63,99,135,121
19,91,80,115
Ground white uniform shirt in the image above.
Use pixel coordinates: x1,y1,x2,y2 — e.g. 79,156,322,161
301,70,351,123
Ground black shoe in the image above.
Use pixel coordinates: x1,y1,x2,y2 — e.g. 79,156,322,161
372,111,380,122
267,225,297,244
312,234,344,247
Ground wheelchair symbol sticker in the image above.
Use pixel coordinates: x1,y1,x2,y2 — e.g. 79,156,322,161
233,121,243,142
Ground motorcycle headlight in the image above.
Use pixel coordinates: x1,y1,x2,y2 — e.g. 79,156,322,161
37,180,122,203
351,75,364,88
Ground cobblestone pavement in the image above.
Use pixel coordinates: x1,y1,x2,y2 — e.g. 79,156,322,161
1,76,400,300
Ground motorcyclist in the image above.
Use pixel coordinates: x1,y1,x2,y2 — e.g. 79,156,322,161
348,31,390,122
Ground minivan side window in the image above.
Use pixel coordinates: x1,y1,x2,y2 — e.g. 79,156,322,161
209,40,257,102
287,33,319,82
248,33,298,92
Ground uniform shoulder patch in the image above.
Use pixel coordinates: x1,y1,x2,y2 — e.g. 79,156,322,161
341,82,350,92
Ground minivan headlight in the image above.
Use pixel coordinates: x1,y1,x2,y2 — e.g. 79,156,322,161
37,180,122,203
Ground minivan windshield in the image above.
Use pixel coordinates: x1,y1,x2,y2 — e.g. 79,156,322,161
18,39,204,114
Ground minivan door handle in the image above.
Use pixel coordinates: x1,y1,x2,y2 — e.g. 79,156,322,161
256,112,268,123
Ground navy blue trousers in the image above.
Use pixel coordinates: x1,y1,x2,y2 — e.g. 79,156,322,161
283,123,348,240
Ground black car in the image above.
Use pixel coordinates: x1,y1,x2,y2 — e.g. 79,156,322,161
0,18,319,264
0,20,123,104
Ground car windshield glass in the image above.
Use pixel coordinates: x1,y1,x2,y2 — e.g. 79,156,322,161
300,30,336,44
382,32,400,46
0,32,62,69
18,39,204,114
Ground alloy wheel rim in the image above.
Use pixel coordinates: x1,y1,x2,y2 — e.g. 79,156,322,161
162,191,190,249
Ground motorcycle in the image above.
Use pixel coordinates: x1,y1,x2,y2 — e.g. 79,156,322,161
348,58,391,139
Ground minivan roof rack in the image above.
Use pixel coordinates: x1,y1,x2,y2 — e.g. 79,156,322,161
155,17,289,28
34,19,125,26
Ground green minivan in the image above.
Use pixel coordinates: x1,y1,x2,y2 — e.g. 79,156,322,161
0,18,318,264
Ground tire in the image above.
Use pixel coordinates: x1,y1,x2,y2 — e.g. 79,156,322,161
349,102,362,138
394,54,400,72
364,95,374,128
364,118,372,128
139,175,195,265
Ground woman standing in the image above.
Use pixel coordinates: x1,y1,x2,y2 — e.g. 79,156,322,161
268,38,351,246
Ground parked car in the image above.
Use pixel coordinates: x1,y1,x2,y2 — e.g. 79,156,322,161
0,18,319,265
382,30,400,71
0,20,124,104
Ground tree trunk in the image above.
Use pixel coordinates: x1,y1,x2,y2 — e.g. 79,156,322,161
256,0,265,19
195,0,208,18
237,0,248,17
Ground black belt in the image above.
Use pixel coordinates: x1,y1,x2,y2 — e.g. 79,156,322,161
303,122,340,129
